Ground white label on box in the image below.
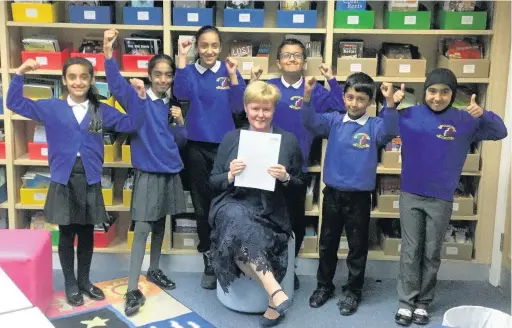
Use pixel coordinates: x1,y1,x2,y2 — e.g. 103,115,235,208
25,8,38,18
239,13,251,23
453,203,460,212
461,16,473,25
86,57,97,66
183,238,195,247
137,60,149,69
300,241,305,249
350,63,362,72
404,16,416,25
463,64,475,74
137,11,149,21
399,64,411,73
84,10,96,20
35,57,48,66
293,14,305,24
34,193,46,201
399,154,402,163
242,61,253,70
393,200,400,209
340,241,349,249
347,16,359,25
187,13,199,22
446,246,458,255
41,148,48,156
398,244,402,252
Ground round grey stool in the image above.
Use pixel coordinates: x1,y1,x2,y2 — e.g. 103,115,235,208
216,236,295,313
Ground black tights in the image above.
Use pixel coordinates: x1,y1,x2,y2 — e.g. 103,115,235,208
58,224,94,291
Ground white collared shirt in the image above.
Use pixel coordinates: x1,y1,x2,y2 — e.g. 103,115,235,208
195,60,221,74
146,88,170,104
281,76,303,89
67,96,89,156
342,113,370,126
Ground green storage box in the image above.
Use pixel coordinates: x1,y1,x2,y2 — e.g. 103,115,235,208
384,7,431,30
51,229,59,246
438,11,487,30
334,10,375,29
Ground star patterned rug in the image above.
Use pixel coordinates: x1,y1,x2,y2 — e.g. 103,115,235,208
46,275,217,328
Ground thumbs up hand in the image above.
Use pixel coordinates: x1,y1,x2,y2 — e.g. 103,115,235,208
467,94,483,118
393,83,406,104
304,76,317,102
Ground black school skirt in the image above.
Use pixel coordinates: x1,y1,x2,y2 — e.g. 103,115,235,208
44,157,108,226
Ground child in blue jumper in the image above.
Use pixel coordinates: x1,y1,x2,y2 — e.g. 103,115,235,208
302,73,399,315
7,57,146,307
242,38,345,290
174,25,246,289
392,68,507,326
103,30,187,316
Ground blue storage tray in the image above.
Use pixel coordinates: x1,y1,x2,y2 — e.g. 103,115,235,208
123,6,162,25
276,10,317,28
173,7,214,26
223,8,264,28
69,5,112,24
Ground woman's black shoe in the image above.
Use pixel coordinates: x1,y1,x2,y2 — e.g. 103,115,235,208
79,283,105,300
124,289,146,317
65,286,84,307
147,269,176,290
259,306,285,327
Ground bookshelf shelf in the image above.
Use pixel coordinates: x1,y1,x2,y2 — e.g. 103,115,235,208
6,22,163,31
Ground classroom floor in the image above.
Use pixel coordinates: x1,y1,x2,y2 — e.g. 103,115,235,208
52,269,511,328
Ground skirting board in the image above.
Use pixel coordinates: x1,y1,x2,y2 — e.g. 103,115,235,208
52,253,491,282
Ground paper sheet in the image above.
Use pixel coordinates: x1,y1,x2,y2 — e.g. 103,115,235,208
235,130,282,191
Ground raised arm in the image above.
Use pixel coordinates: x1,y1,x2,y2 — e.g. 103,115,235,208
7,60,49,123
318,63,345,113
174,39,194,101
301,76,337,137
210,131,238,194
374,82,400,145
103,29,138,111
101,78,147,132
467,94,508,142
225,57,247,114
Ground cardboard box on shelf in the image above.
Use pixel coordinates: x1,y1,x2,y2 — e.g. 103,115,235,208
173,232,199,250
377,194,400,213
300,236,317,254
437,55,490,78
383,237,401,256
381,149,401,168
337,56,378,77
453,195,475,216
441,241,473,261
380,54,427,78
230,56,269,75
338,236,349,254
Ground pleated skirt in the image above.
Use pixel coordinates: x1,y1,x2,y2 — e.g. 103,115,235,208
130,169,186,222
44,158,108,226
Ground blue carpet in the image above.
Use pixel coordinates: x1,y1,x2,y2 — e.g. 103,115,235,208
53,270,510,328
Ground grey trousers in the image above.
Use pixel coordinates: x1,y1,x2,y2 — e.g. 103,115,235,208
397,191,453,310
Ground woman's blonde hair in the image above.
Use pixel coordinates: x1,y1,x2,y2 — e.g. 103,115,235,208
243,81,281,106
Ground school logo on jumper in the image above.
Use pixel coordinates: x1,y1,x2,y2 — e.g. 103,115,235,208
436,124,456,140
216,77,230,90
289,96,303,110
353,133,371,148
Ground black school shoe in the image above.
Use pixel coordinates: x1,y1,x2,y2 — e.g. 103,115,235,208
201,252,216,289
147,269,176,290
337,295,359,316
65,285,84,307
308,287,334,308
124,289,146,317
79,283,105,300
413,308,430,325
395,308,413,326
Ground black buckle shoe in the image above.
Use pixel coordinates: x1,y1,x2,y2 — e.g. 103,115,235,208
412,309,430,325
294,274,300,290
124,289,146,317
147,269,176,290
337,296,359,316
395,308,413,326
65,289,84,307
79,283,105,301
309,287,334,308
201,252,216,290
259,306,285,327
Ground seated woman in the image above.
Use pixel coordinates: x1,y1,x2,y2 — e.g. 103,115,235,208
209,81,305,327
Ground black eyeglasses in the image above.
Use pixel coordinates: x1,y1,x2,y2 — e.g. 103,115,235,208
280,52,304,60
